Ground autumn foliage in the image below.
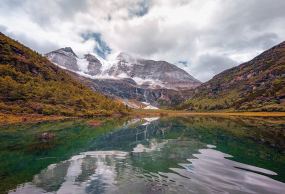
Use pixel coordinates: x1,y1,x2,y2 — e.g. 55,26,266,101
0,32,132,116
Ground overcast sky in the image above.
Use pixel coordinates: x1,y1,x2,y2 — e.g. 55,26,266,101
1,0,285,82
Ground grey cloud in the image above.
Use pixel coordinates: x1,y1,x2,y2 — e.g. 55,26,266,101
57,0,88,19
14,0,89,28
114,17,198,60
204,0,285,52
253,33,279,50
192,54,239,82
114,18,162,55
0,25,8,33
223,33,279,51
17,33,59,54
1,0,285,82
3,0,27,9
109,0,285,70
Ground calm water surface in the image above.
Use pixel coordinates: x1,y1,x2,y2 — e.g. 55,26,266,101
0,116,285,193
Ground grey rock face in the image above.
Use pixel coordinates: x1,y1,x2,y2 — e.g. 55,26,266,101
106,52,202,89
45,47,79,71
64,68,192,105
85,54,102,76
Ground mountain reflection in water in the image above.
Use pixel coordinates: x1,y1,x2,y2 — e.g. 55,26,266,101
1,116,285,194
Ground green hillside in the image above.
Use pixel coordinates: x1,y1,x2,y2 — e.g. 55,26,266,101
0,32,131,116
177,41,285,112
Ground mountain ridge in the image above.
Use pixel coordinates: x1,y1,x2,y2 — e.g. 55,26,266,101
178,41,285,112
45,47,202,91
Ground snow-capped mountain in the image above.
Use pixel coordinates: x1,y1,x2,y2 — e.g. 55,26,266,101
45,47,201,90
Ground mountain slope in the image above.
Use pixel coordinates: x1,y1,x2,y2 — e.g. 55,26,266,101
106,52,201,90
64,68,193,109
178,41,285,112
45,49,201,90
0,32,131,116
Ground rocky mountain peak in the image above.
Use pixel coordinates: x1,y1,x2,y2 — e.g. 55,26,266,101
45,47,79,71
60,47,77,57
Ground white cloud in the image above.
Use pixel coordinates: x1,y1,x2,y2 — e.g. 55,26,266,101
1,0,285,82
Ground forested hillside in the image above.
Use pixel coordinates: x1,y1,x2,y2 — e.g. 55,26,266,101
0,32,132,116
177,41,285,112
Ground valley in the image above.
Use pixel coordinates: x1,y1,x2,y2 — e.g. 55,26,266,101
44,41,285,113
1,30,285,125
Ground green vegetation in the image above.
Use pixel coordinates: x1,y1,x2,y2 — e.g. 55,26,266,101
0,32,132,116
156,95,184,109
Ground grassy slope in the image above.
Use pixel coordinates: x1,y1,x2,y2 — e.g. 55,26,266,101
177,41,285,112
0,32,132,117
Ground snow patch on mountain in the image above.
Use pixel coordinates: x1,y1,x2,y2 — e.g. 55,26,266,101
76,71,117,80
77,57,89,72
117,73,129,78
132,77,167,89
89,53,114,73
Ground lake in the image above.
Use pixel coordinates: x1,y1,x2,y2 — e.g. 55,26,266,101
0,116,285,194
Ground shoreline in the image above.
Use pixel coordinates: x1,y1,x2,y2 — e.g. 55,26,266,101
167,112,285,117
0,112,72,126
0,112,132,126
1,111,285,126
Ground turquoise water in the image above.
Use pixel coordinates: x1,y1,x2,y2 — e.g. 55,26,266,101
0,116,285,193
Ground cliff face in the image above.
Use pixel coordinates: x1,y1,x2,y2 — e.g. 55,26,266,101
106,52,201,90
45,47,79,71
179,41,285,111
85,54,102,75
65,69,193,107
